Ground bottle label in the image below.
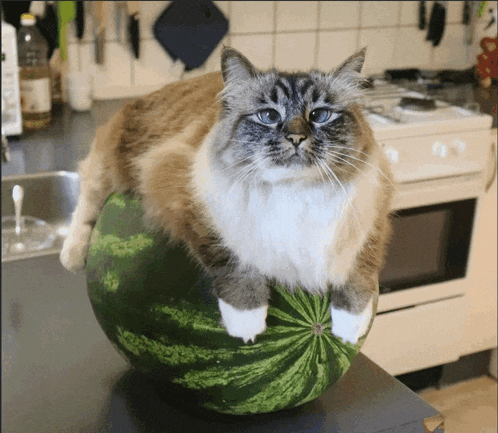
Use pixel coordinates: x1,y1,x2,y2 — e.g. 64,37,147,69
20,78,51,113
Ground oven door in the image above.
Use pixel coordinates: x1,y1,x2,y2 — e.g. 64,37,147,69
376,172,484,313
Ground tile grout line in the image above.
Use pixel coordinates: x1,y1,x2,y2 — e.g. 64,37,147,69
314,1,321,69
272,1,277,68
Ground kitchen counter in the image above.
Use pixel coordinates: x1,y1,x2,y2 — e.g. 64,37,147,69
2,99,133,177
2,250,443,433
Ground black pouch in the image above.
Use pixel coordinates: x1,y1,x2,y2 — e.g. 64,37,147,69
153,1,229,71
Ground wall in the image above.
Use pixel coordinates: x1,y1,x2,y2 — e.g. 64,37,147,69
65,1,498,100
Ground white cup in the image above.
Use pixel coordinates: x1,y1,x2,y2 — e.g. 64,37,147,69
67,72,93,111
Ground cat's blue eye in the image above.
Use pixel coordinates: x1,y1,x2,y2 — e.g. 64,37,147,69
258,109,281,124
309,108,332,123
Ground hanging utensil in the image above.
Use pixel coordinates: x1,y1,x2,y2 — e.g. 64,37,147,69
36,1,59,59
93,1,108,64
115,1,127,45
419,1,426,30
426,0,446,47
465,1,480,45
75,0,85,40
127,1,140,59
462,1,471,25
153,1,229,71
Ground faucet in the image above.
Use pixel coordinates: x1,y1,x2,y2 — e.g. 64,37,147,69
2,127,10,163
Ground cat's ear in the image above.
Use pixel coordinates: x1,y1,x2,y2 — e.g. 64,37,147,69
221,47,257,84
333,47,367,77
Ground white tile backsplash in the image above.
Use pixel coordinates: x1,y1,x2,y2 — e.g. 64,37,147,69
360,1,400,28
230,1,274,34
132,39,177,87
66,1,480,100
275,1,319,32
318,30,358,71
393,27,433,68
319,1,360,30
275,32,317,70
431,24,470,69
399,1,420,26
231,34,274,69
359,28,397,75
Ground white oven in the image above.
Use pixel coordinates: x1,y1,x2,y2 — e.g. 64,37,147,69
359,82,494,375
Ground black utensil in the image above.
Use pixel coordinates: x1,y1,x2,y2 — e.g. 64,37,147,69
419,1,426,30
463,1,471,25
426,1,446,47
75,0,85,39
127,1,140,59
399,97,436,111
153,0,229,71
36,2,58,59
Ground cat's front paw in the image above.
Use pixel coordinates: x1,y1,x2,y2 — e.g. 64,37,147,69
60,224,93,272
330,298,373,345
218,299,268,343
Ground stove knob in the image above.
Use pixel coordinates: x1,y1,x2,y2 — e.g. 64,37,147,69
432,141,448,158
384,146,399,164
451,140,466,155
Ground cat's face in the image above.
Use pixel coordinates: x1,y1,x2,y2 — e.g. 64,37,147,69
217,48,371,184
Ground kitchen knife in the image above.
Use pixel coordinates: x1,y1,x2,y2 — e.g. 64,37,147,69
127,1,140,59
426,1,446,47
419,1,426,30
36,1,58,59
93,1,108,64
75,0,85,40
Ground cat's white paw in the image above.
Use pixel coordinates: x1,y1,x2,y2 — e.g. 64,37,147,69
330,298,373,345
60,224,93,273
218,299,268,344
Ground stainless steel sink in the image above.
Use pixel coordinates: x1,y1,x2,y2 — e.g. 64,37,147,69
1,171,80,262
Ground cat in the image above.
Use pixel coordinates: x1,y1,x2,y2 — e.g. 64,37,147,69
60,47,395,345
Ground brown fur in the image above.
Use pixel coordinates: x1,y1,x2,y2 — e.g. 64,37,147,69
81,73,224,247
61,47,394,344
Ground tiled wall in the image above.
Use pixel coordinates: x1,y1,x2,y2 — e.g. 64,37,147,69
66,1,498,100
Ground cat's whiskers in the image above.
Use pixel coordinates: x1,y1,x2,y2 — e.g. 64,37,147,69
316,157,366,241
229,154,267,186
322,144,395,187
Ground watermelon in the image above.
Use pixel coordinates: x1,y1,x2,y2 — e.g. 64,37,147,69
86,192,378,415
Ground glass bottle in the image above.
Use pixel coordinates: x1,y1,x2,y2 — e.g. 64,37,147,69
17,13,51,129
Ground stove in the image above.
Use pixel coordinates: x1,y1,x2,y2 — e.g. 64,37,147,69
359,79,495,376
360,79,493,186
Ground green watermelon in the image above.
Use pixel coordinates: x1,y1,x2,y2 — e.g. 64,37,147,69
86,192,378,415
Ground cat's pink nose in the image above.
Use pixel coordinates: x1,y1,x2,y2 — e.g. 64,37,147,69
286,134,307,147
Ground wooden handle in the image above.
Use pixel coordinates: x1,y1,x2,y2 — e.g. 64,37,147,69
127,1,139,16
94,1,108,34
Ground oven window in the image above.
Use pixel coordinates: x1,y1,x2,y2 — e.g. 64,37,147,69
379,199,476,293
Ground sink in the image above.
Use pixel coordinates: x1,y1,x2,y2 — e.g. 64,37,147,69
1,171,80,262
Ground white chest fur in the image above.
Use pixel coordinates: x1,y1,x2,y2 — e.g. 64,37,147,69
192,135,378,292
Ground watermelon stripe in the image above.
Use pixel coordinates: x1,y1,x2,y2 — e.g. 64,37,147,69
91,233,154,258
225,334,329,413
116,326,234,366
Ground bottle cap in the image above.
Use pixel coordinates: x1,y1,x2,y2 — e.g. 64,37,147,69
20,13,36,26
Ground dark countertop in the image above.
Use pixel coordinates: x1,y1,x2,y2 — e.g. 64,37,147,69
3,255,444,433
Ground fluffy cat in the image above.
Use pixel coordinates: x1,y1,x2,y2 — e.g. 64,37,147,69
60,47,394,345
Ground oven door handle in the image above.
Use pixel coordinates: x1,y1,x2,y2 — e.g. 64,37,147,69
486,140,497,192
